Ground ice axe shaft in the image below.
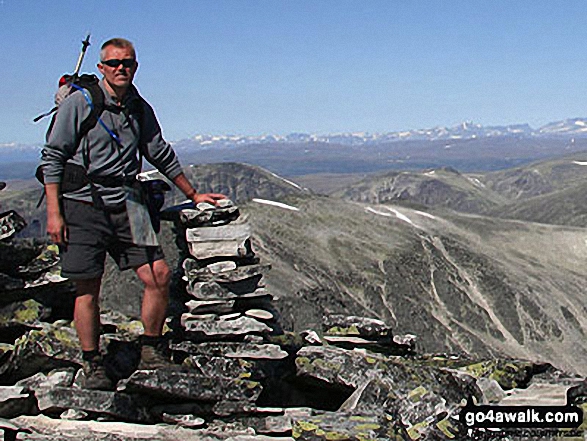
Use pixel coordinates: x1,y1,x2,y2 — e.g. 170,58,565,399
72,34,91,78
33,34,91,123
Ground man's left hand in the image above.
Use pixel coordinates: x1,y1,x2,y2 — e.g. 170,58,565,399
192,192,227,206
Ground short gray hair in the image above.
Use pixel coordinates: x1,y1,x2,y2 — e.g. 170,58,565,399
100,38,136,61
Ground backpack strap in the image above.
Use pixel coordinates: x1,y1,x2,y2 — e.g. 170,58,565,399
77,75,105,142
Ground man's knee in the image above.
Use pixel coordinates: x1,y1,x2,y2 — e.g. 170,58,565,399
137,260,171,288
153,261,171,286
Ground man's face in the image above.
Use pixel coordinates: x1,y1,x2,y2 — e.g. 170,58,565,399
97,45,138,93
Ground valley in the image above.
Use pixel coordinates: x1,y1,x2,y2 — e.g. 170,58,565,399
2,143,587,377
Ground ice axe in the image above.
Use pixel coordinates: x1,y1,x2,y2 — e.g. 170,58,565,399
33,34,91,122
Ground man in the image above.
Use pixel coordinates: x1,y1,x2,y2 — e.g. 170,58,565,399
42,38,225,390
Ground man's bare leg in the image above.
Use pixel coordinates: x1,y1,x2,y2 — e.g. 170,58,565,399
73,278,102,351
74,277,113,390
135,259,171,337
135,259,172,369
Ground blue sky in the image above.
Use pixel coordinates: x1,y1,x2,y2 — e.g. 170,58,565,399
1,0,587,144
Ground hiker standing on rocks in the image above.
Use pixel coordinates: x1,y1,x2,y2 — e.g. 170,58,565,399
41,37,225,390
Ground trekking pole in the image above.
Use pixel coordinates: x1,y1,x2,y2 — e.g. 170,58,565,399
33,34,91,122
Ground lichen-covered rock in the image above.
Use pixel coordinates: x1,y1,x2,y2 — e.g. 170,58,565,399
292,412,404,441
14,245,60,281
6,323,81,382
457,359,537,390
295,346,480,408
339,378,465,440
119,368,263,403
0,299,48,331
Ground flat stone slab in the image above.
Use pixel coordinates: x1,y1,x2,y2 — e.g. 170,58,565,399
161,202,240,227
173,341,288,360
181,314,272,337
16,368,77,390
184,260,271,284
498,382,580,406
0,386,33,418
185,223,252,260
186,280,270,301
182,354,268,380
185,299,237,315
119,368,262,403
13,415,292,441
36,386,151,423
0,210,27,241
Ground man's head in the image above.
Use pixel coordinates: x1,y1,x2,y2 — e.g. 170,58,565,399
97,38,138,98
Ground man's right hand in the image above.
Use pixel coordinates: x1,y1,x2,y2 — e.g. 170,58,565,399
47,212,68,245
45,183,68,245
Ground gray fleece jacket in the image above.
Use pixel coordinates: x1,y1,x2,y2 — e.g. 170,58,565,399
41,79,182,207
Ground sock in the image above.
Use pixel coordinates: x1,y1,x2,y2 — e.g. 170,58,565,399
82,349,101,361
140,335,164,347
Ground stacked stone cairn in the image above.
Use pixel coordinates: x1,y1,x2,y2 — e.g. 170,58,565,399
1,192,586,440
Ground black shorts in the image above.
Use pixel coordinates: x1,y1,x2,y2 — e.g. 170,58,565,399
60,198,164,280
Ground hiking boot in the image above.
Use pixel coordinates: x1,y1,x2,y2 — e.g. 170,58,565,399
137,342,175,370
82,355,115,390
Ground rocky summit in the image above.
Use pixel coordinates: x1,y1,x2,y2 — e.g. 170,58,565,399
0,195,586,440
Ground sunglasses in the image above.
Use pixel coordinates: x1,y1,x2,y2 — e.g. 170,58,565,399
101,58,136,68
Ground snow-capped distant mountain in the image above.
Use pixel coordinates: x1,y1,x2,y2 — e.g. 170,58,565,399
536,118,587,137
172,121,546,151
0,143,41,163
6,118,587,156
